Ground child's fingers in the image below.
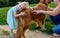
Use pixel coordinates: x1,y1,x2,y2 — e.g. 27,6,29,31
20,12,26,16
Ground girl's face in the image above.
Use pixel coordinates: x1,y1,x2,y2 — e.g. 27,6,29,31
18,5,23,11
18,2,29,11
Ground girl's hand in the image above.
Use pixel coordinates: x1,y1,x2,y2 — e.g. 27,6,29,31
33,10,43,14
14,12,26,17
19,12,26,17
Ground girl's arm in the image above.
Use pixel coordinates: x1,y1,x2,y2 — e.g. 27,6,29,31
14,12,25,17
34,3,60,16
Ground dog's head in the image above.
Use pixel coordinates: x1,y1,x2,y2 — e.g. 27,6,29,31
40,0,51,5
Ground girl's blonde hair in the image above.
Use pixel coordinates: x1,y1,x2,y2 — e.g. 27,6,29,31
18,2,29,8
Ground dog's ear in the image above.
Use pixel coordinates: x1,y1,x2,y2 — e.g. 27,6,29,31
45,0,51,5
39,0,51,5
39,0,45,4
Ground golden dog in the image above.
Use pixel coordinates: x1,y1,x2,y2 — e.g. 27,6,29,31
16,0,51,38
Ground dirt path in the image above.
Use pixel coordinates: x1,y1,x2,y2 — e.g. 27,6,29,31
0,35,9,38
0,25,53,38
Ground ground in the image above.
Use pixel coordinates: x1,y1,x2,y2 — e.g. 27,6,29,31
0,25,54,38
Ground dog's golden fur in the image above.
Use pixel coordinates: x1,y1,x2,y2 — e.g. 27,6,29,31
16,0,51,38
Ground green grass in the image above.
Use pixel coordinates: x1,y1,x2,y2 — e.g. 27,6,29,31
0,7,11,25
0,2,56,34
2,30,9,35
49,2,56,8
30,4,36,7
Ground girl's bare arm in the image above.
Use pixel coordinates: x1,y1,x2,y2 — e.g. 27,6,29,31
14,12,25,17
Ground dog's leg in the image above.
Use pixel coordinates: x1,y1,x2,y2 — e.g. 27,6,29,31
41,20,46,31
37,20,42,27
23,24,30,38
16,25,24,38
37,20,45,31
23,19,31,38
16,18,24,38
